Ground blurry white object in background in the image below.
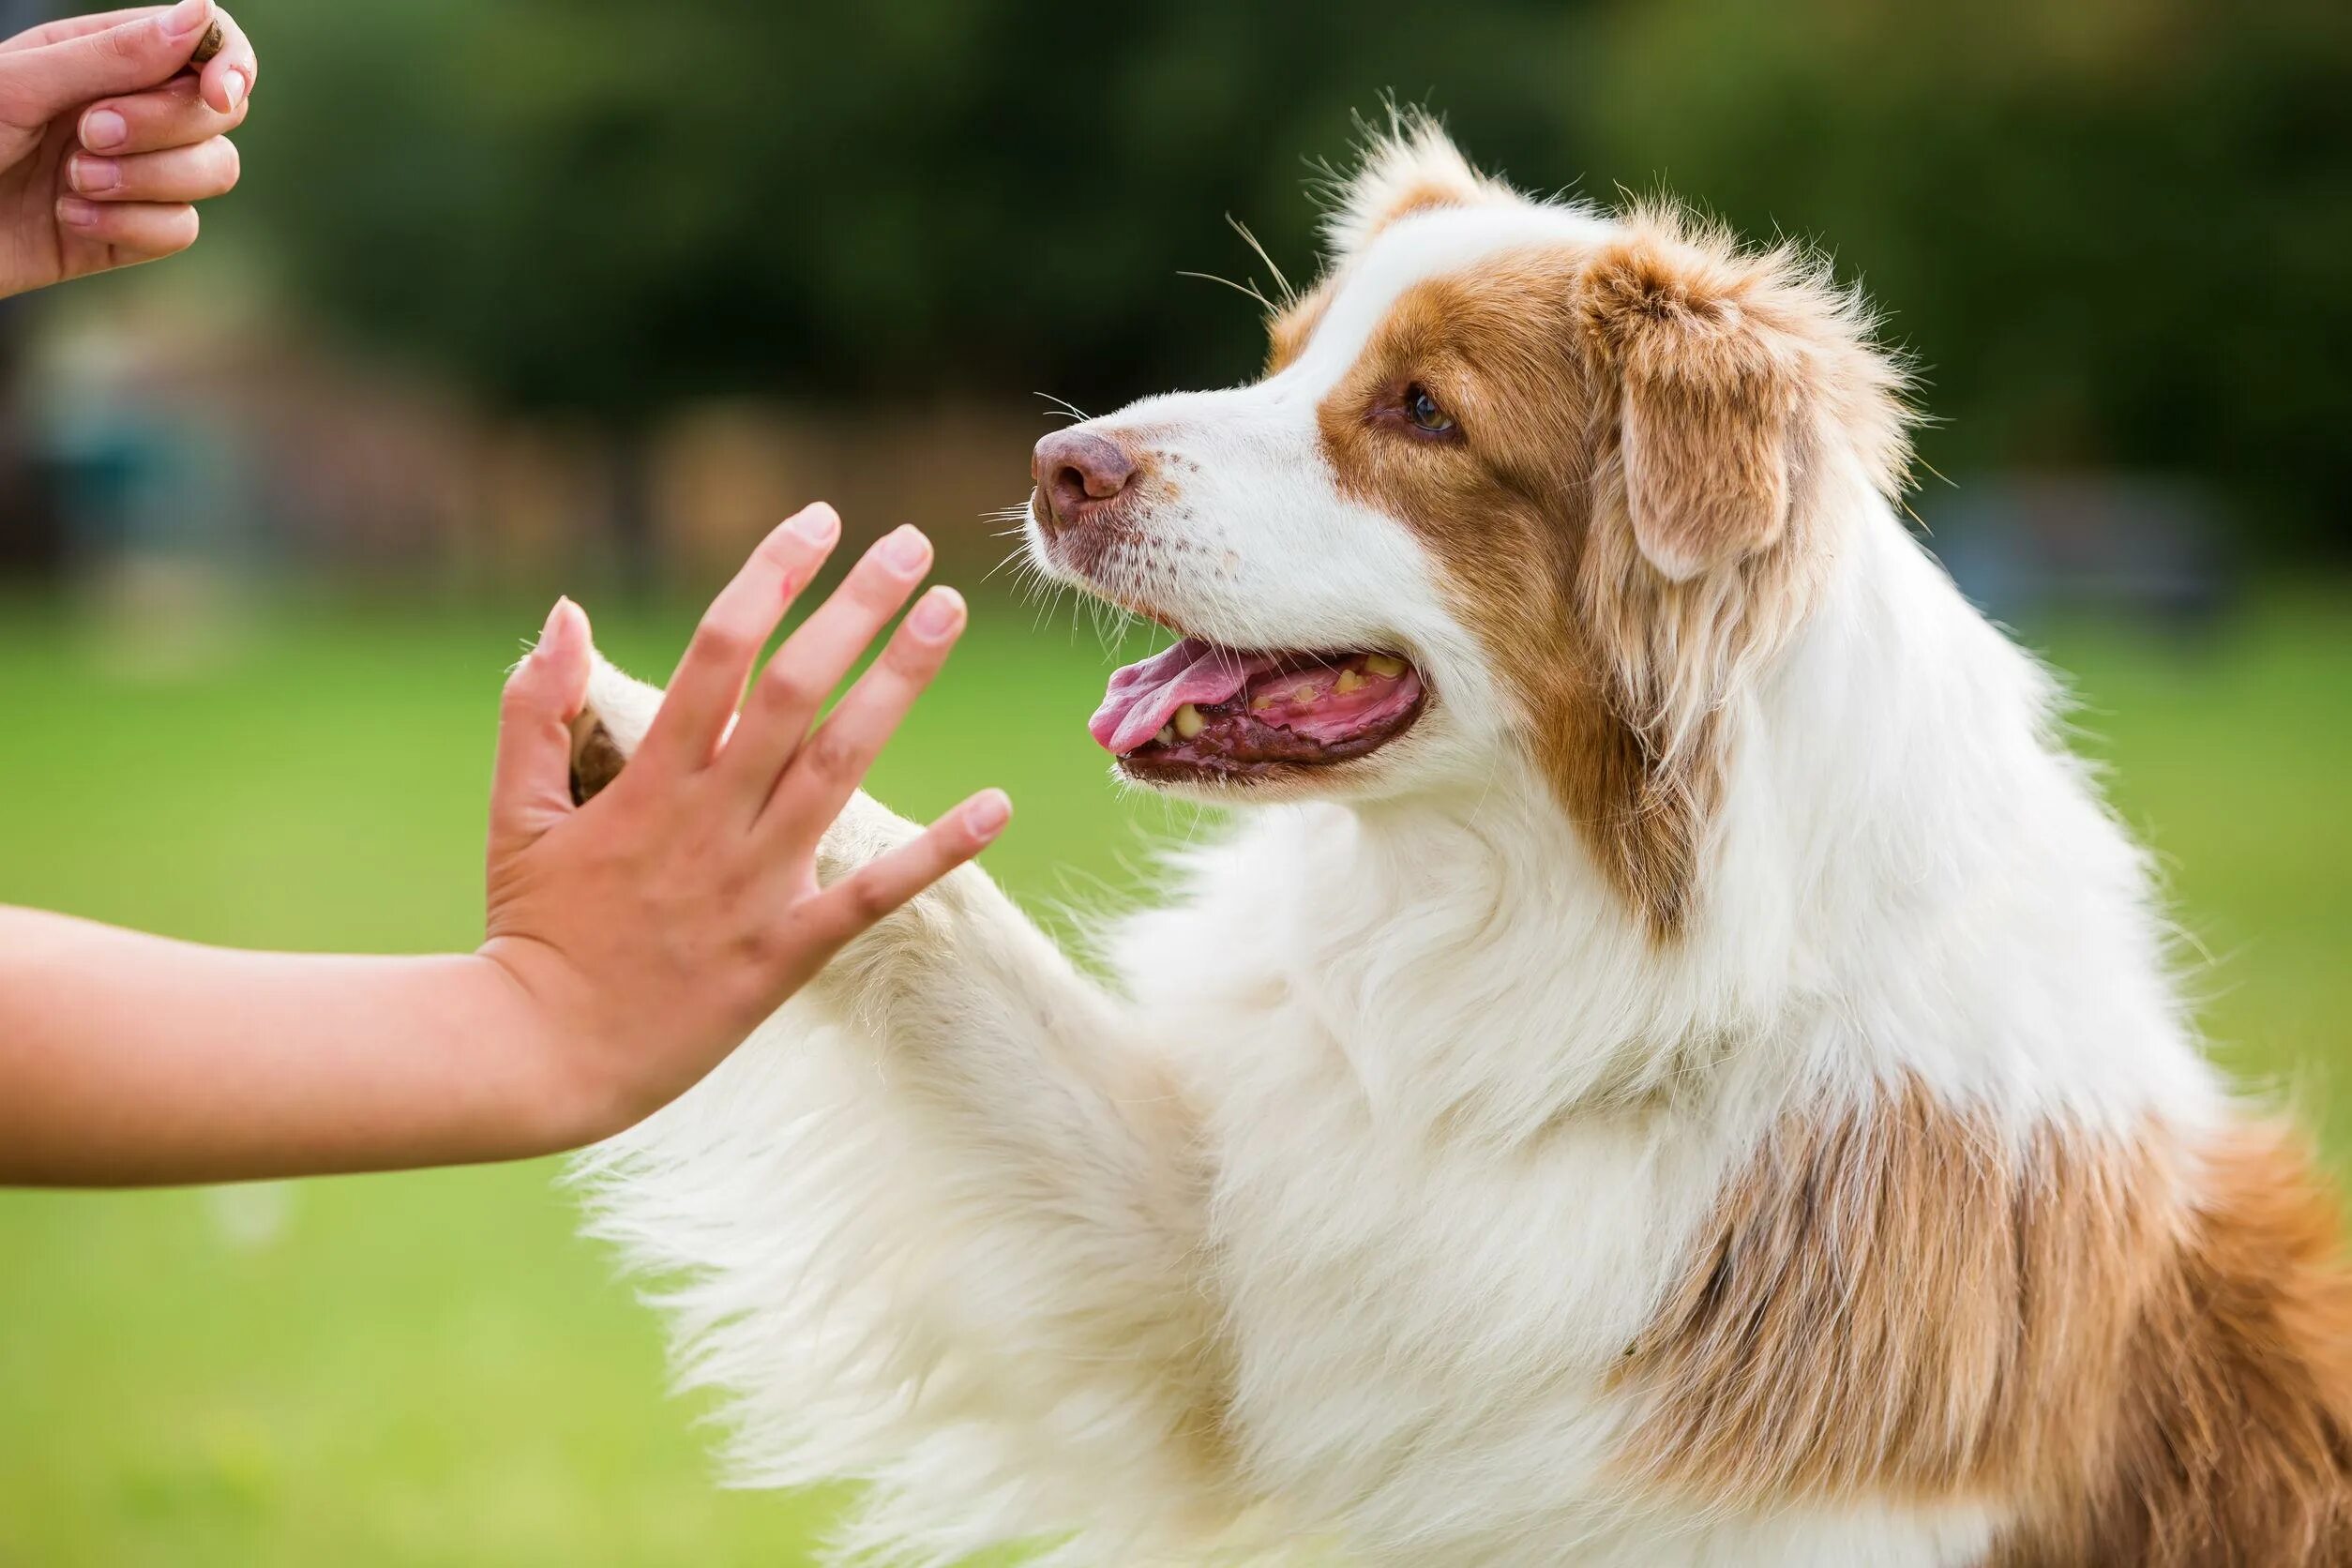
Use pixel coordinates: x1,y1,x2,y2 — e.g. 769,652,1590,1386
203,1182,294,1254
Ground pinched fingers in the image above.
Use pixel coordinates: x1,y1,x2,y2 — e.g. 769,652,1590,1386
804,791,1012,947
761,585,966,843
0,0,222,122
67,135,237,202
718,523,935,810
1,8,160,53
192,5,255,113
633,504,841,778
80,75,247,157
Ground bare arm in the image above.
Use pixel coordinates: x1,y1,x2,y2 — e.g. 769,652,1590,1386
0,505,1008,1187
0,913,567,1184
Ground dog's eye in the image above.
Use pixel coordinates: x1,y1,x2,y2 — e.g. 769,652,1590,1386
1404,384,1455,435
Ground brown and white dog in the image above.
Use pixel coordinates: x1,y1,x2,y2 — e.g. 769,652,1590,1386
566,120,2352,1565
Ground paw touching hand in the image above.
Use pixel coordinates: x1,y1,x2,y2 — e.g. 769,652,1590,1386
476,505,1011,1143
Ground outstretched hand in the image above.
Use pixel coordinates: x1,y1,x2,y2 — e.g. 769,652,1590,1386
0,505,1005,1186
0,0,255,297
478,504,1011,1138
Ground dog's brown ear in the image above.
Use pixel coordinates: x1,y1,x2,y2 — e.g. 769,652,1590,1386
1579,225,1801,582
1322,110,1509,263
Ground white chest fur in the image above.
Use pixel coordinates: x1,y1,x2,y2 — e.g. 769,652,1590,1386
1110,795,2022,1566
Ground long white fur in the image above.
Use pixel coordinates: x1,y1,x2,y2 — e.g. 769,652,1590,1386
572,130,2224,1566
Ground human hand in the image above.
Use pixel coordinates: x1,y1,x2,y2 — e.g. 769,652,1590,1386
0,1,255,298
477,505,1010,1142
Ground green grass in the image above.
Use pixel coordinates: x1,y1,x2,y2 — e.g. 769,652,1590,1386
2024,600,2352,1154
1,588,2346,1567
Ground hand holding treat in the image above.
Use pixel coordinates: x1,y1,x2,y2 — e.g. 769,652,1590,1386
0,0,257,298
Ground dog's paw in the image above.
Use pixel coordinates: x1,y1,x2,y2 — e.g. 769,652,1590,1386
566,653,663,805
813,792,922,886
561,648,924,880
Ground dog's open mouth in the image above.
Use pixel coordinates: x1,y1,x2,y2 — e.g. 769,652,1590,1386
1090,636,1427,781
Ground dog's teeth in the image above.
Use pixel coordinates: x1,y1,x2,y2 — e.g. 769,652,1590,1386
1365,653,1407,679
1156,724,1177,746
1173,704,1206,740
1335,668,1364,694
1292,684,1318,704
1250,692,1275,712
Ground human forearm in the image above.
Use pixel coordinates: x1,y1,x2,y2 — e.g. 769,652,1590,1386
0,907,585,1184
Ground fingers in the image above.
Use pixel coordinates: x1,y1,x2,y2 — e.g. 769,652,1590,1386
489,597,594,857
53,196,197,261
716,523,936,810
761,586,966,842
1,9,161,53
80,75,247,157
807,791,1012,947
0,0,218,124
53,81,240,261
633,504,841,777
193,6,254,113
67,135,237,203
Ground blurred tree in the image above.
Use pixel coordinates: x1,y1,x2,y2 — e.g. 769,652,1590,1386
228,0,2350,557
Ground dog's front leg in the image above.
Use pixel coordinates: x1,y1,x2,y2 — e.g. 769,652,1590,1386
566,652,1241,1561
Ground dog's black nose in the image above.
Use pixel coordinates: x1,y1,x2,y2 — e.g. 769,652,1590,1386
1032,429,1138,531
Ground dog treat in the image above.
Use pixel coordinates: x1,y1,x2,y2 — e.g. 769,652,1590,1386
189,21,225,65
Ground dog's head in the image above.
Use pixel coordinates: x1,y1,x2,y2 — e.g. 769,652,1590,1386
1026,117,1910,934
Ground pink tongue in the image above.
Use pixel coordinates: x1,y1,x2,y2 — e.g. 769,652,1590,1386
1091,638,1275,754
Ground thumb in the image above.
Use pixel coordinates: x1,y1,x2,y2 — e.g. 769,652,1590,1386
490,597,594,857
0,1,214,127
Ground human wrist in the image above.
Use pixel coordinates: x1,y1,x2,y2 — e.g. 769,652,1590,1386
468,940,627,1157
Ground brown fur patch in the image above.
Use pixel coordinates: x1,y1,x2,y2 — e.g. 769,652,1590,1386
1370,178,1483,235
1618,1086,2352,1562
1618,1082,2179,1500
1996,1123,2352,1566
1585,204,1914,514
569,719,626,805
1578,230,1798,580
1291,197,1914,936
1566,207,1907,783
1264,282,1332,376
1306,249,1719,935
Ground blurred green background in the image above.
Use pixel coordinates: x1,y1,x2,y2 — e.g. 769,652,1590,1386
2,0,2347,1563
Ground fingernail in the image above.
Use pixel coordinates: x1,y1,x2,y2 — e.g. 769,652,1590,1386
68,156,119,194
787,504,838,547
964,790,1012,839
907,586,963,640
80,110,128,151
55,197,100,229
881,525,930,572
161,0,210,39
537,596,575,654
219,68,247,110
